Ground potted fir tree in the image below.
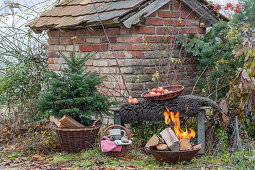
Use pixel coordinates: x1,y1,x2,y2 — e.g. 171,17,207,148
35,38,116,153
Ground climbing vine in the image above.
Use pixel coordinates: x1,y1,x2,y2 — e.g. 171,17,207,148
184,22,246,100
225,31,255,137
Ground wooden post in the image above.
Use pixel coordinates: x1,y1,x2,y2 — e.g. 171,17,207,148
110,105,122,129
198,107,210,154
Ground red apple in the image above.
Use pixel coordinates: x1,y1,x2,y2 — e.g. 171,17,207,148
150,92,156,95
131,98,138,104
128,96,132,103
151,88,157,93
163,89,169,93
157,87,164,93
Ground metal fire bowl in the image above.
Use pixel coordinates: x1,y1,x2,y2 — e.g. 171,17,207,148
149,149,200,164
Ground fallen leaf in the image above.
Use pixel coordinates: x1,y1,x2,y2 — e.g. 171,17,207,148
42,161,49,164
124,157,131,161
29,163,36,166
127,165,135,168
4,162,10,166
32,155,40,161
37,157,46,161
20,157,28,161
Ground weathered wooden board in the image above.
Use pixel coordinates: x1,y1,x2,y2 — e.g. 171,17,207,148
87,10,128,23
123,0,170,28
181,0,219,24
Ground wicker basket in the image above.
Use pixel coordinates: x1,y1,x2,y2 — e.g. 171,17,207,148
54,119,102,153
141,85,184,101
101,125,132,157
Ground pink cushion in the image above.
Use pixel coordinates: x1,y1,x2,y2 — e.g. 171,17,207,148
101,140,122,152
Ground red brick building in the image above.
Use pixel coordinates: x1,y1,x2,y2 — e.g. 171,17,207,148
28,0,227,100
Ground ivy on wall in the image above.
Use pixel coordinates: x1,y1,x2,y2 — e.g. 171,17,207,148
184,22,245,100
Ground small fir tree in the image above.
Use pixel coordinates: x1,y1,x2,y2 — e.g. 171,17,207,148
35,38,115,125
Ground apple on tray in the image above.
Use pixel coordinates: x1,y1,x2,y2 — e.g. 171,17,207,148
157,87,164,93
145,87,173,97
142,85,184,100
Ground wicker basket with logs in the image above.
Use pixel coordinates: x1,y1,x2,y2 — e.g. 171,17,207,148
53,118,102,153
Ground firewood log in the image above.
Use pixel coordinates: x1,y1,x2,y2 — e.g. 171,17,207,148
145,134,164,148
50,115,65,128
179,137,192,151
59,115,85,128
193,144,202,150
156,144,169,151
160,128,179,151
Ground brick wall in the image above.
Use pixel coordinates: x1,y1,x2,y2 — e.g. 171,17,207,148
47,2,204,100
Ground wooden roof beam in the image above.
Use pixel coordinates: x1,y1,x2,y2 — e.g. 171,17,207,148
122,0,171,28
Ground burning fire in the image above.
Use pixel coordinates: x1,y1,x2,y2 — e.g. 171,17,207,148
163,107,195,141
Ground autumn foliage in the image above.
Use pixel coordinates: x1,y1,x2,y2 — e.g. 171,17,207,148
215,3,245,13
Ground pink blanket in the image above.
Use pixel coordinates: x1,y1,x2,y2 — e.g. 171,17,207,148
101,140,122,152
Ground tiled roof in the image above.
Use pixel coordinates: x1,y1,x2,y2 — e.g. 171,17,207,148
28,0,147,29
28,0,228,30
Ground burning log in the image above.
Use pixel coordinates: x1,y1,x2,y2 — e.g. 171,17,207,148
156,144,169,151
163,108,196,141
160,128,179,151
179,137,192,151
145,134,163,148
59,115,85,128
145,107,202,153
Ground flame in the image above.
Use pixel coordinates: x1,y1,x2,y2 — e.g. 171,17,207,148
185,105,189,113
164,107,195,141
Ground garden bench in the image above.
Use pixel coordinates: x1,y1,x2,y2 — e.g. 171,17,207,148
110,95,219,154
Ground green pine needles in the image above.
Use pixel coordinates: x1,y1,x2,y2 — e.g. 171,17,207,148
35,39,116,126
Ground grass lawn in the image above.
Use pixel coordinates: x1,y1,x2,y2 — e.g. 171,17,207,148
0,144,254,169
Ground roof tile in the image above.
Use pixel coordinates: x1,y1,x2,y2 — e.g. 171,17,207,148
29,0,146,29
28,0,224,30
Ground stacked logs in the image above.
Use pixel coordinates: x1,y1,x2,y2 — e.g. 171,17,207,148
50,115,85,128
145,128,202,151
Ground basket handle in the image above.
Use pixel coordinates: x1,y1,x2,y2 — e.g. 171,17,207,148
92,119,102,127
101,125,132,141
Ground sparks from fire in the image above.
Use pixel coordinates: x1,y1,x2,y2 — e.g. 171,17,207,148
163,106,195,141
